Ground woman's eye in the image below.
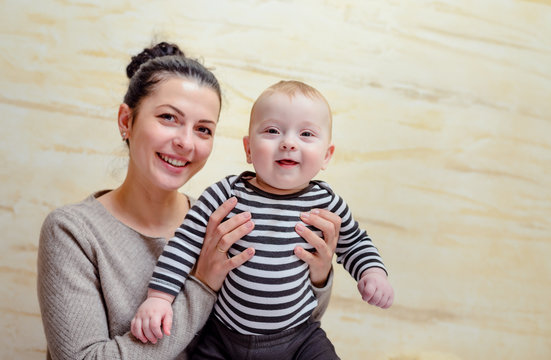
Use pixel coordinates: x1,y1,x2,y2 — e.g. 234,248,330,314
159,113,176,122
197,126,212,135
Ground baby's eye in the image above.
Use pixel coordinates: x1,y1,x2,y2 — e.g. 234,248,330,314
301,131,314,137
266,128,280,134
159,113,176,122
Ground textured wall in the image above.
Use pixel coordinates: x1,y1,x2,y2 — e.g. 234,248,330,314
1,0,550,359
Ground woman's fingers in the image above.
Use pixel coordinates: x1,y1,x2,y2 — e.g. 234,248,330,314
203,197,252,250
294,224,325,264
193,197,255,291
293,242,315,264
295,209,342,288
301,209,341,251
203,197,238,243
225,247,255,271
295,222,324,251
297,209,341,260
216,212,253,251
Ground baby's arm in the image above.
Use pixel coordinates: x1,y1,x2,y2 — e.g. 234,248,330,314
131,289,176,344
357,267,394,309
320,187,394,310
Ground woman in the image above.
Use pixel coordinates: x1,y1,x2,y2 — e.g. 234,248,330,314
37,42,340,359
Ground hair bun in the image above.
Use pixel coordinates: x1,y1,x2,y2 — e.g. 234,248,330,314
126,42,185,79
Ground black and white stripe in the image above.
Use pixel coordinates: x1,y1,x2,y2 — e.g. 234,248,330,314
150,171,386,335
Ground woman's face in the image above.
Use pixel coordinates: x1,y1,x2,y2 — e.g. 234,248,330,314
124,77,220,192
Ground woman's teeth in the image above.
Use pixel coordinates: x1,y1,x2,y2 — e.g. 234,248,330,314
160,154,187,167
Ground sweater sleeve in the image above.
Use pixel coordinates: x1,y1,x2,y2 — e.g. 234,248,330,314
37,209,216,360
310,267,334,323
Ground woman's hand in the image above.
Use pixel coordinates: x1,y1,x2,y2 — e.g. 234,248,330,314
294,209,341,287
192,197,255,292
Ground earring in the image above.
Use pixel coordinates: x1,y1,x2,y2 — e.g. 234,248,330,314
122,132,127,141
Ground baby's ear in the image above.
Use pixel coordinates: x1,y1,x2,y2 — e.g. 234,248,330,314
242,136,253,164
321,144,335,170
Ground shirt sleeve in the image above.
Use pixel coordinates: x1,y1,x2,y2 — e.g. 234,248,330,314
149,178,233,296
328,192,388,281
37,209,216,360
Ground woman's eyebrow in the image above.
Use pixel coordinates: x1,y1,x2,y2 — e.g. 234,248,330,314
198,119,217,125
159,104,217,124
159,104,185,117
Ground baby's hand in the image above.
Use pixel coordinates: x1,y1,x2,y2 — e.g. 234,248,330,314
131,292,174,344
357,268,394,309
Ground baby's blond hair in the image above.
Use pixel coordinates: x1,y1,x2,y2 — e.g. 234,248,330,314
250,80,333,134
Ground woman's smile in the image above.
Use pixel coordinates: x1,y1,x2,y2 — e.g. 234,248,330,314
158,152,189,168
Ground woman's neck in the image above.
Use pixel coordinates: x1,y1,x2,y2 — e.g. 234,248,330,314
99,177,189,239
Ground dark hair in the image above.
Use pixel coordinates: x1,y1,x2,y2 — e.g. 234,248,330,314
123,42,222,117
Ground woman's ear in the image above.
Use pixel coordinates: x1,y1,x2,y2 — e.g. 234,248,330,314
243,136,253,164
118,103,132,141
321,144,335,170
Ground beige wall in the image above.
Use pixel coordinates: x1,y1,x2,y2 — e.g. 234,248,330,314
1,0,550,359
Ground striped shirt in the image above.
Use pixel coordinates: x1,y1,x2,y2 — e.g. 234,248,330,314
150,171,386,335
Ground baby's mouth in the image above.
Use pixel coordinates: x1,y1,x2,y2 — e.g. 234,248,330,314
158,153,189,167
277,159,298,166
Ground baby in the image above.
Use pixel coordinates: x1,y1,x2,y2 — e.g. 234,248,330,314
133,80,394,359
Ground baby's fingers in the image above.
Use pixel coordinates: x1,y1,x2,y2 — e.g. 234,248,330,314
150,316,164,341
367,289,383,306
380,288,395,309
131,317,148,343
162,313,173,337
379,293,394,309
358,278,376,303
142,318,159,344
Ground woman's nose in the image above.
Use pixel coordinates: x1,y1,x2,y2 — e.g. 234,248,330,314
173,128,194,152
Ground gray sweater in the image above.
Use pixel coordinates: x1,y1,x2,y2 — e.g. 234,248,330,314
37,191,333,359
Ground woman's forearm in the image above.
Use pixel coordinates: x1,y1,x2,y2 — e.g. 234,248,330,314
37,209,217,359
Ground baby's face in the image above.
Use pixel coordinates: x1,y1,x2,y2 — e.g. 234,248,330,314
243,91,334,195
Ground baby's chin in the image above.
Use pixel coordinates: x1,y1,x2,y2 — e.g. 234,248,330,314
260,180,310,195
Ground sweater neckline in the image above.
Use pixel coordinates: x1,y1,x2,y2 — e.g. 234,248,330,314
90,190,183,241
